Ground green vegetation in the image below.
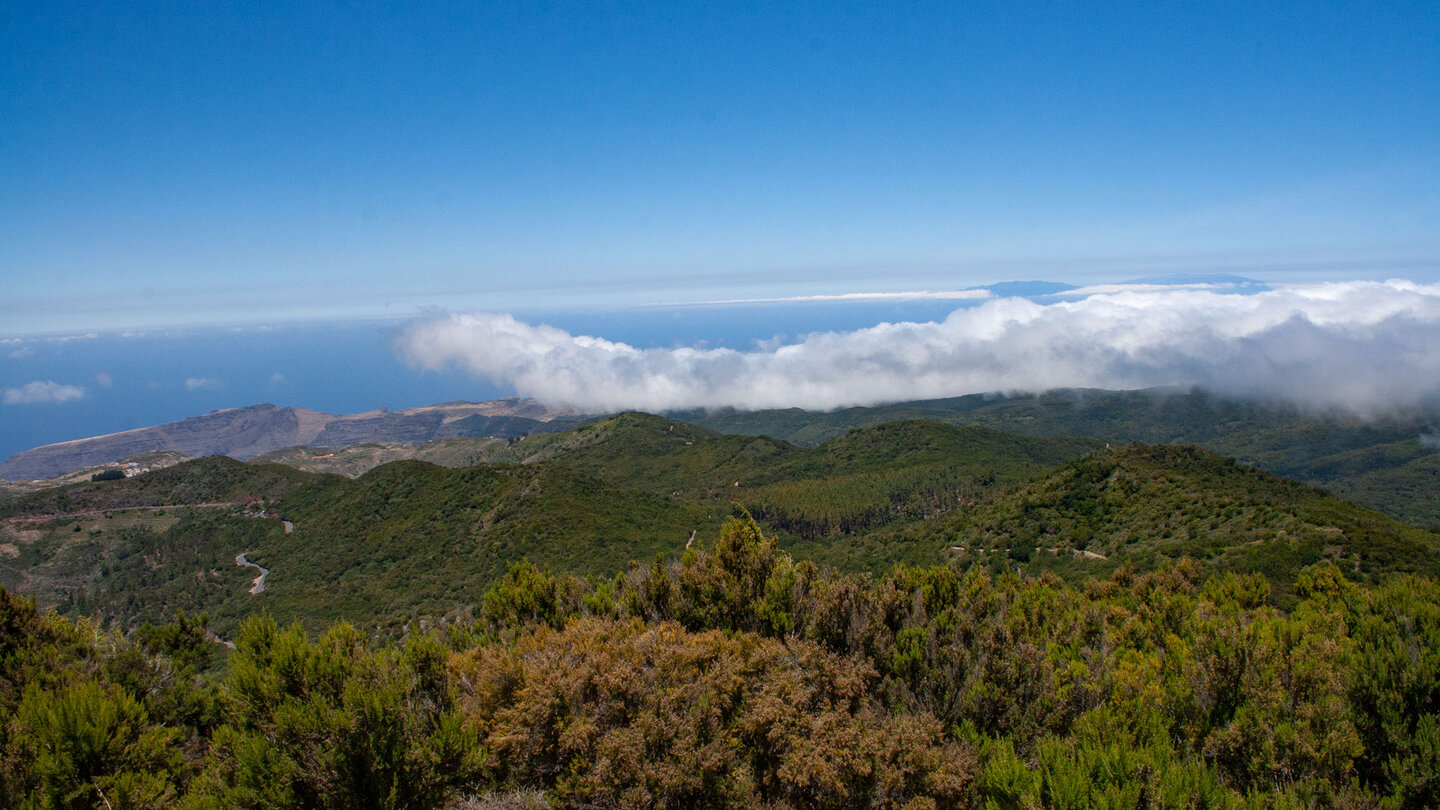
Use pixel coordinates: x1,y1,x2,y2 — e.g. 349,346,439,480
687,388,1440,528
5,404,1440,806
251,459,719,632
3,516,1439,807
0,456,321,521
904,443,1440,604
1,418,1104,633
184,617,482,809
251,438,511,478
5,415,1438,637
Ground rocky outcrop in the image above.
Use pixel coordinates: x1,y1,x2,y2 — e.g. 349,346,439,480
0,398,575,481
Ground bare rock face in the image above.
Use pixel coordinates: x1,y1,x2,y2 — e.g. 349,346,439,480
0,398,572,481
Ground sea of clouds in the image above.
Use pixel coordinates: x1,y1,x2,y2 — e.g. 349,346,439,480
395,280,1440,419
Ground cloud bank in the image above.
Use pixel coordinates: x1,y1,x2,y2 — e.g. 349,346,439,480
395,280,1440,418
3,381,87,405
661,289,995,306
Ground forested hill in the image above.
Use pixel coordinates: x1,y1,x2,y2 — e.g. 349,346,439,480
892,443,1440,604
478,412,1103,497
4,413,1439,638
683,388,1440,528
4,411,1440,807
15,387,1432,531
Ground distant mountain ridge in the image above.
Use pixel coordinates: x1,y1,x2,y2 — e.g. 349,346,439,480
0,398,581,481
681,388,1440,528
6,387,1439,529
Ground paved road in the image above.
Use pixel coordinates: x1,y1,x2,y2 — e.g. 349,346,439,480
234,552,270,595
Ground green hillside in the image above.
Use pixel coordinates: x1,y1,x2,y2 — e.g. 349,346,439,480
244,418,1103,628
3,413,1435,636
495,412,802,495
0,455,320,519
0,458,323,635
1286,439,1440,527
469,415,1104,568
906,443,1440,603
743,421,1101,569
256,459,718,631
6,417,1440,808
0,418,1098,633
1,457,719,636
251,437,510,476
687,388,1440,527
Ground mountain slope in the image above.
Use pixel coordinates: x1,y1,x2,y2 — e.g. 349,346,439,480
687,388,1440,527
905,443,1440,602
0,398,582,481
252,438,510,476
0,417,1101,632
248,459,718,630
0,405,320,481
6,412,1436,633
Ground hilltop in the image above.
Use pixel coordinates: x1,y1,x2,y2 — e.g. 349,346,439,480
897,442,1440,603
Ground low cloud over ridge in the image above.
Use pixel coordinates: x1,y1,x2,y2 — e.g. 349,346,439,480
396,280,1440,418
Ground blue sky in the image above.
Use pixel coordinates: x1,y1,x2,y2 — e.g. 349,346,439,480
4,1,1438,336
5,2,1440,464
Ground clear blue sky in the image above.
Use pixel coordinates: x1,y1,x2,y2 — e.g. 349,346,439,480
3,1,1438,336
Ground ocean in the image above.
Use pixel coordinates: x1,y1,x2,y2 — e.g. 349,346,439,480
1,298,984,464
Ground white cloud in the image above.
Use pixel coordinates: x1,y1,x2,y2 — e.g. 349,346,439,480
652,289,994,306
1054,281,1251,297
3,381,87,405
8,346,33,359
94,372,113,388
185,377,222,391
395,280,1440,419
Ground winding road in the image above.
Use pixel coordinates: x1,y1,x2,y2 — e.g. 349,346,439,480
234,553,270,595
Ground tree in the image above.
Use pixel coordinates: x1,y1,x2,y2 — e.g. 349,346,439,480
183,616,483,810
